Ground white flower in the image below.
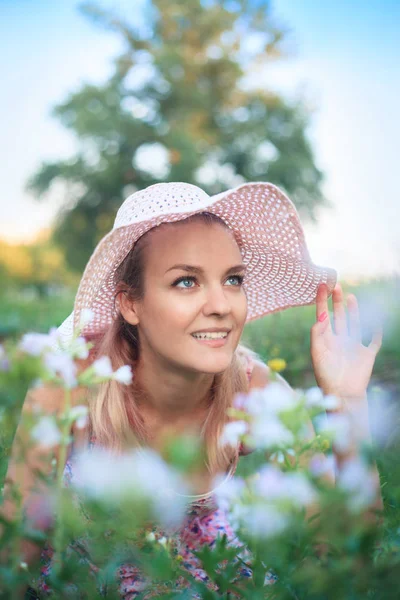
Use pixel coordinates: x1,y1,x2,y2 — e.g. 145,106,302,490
305,387,341,411
305,387,324,408
79,308,95,329
213,475,246,512
309,454,336,477
19,328,60,356
338,457,377,511
238,383,300,421
69,336,89,360
252,465,316,507
72,446,190,528
68,405,89,429
146,531,156,542
113,365,133,385
44,351,77,388
315,413,352,453
235,503,289,539
322,394,341,410
249,415,294,450
92,356,113,378
31,416,62,448
219,420,247,448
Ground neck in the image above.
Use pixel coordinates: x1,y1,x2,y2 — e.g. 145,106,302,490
133,356,215,425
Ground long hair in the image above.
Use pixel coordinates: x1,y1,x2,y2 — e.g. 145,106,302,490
87,213,259,475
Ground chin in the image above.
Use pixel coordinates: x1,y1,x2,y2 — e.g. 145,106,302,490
190,352,233,375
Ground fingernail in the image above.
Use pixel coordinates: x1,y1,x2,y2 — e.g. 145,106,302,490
318,312,328,323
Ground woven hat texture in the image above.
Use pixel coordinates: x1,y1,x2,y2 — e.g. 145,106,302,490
57,181,337,344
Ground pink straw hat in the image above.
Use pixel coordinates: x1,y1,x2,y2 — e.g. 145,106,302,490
57,181,337,344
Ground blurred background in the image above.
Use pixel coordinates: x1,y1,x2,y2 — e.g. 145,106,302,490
0,0,399,400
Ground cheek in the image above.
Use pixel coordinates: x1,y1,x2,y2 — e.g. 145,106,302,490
142,292,196,333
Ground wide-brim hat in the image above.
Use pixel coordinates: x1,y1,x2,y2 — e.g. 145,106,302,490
57,181,337,344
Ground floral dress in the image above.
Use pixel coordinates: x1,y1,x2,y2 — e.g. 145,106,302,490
32,354,276,598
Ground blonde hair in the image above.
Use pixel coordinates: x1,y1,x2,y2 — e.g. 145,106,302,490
87,213,259,475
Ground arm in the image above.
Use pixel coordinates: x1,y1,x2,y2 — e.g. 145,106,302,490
326,393,383,514
0,379,89,570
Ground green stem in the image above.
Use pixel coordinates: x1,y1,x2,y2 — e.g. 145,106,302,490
52,387,71,576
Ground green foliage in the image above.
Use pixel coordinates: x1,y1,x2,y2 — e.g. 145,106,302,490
27,0,328,271
0,289,76,340
0,320,400,598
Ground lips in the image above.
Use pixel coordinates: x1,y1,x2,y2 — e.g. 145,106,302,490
191,331,230,347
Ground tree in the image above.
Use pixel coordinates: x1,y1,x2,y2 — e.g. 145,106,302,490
27,0,330,272
0,230,77,295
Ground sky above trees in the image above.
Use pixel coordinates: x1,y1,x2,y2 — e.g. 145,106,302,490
1,0,399,280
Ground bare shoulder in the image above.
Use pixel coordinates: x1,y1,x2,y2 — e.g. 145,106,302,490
249,359,292,391
248,359,270,390
241,359,294,457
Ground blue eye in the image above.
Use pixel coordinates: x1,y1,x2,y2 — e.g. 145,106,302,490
174,277,196,288
227,275,244,286
172,275,244,288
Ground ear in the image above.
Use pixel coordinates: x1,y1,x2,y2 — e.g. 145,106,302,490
117,290,140,326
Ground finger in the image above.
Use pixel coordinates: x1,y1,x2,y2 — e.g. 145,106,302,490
347,293,362,343
316,283,329,320
368,325,383,355
314,283,332,334
332,283,347,337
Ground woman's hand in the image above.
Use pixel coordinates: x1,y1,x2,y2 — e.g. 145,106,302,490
310,282,383,401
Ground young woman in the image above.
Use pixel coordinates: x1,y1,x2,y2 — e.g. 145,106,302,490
3,182,382,597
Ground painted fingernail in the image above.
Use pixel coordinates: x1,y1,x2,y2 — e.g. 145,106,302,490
318,312,328,323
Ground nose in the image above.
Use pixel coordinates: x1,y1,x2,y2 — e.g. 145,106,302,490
202,283,232,317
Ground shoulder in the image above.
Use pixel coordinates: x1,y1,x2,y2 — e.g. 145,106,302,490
248,359,270,390
239,359,293,457
249,359,293,393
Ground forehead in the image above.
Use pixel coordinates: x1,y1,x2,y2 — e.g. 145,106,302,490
144,219,242,271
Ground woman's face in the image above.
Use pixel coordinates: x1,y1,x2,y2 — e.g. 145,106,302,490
129,219,248,375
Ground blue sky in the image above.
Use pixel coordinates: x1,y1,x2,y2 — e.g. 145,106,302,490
1,0,399,281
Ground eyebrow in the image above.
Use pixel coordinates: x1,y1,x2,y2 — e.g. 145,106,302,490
165,263,247,276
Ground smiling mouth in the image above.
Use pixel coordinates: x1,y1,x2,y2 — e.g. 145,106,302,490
190,331,231,347
191,332,229,340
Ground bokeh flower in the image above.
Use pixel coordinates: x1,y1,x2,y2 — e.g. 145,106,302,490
92,356,113,378
44,351,78,389
72,446,191,528
113,365,133,385
19,328,60,356
219,420,248,448
267,358,287,373
338,457,377,512
31,416,62,448
68,405,89,429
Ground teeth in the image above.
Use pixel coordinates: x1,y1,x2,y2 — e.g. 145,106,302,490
192,332,228,340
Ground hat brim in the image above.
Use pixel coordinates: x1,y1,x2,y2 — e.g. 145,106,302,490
58,182,337,343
